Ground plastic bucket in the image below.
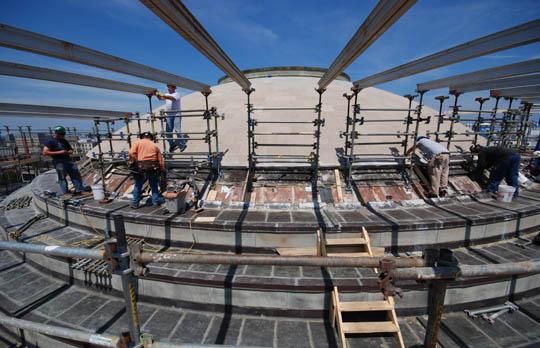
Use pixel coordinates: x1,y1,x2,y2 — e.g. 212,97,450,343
496,185,516,203
91,185,105,201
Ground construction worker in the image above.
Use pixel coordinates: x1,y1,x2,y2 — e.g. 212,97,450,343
128,132,165,209
470,144,520,197
406,136,450,198
43,126,88,196
154,84,186,152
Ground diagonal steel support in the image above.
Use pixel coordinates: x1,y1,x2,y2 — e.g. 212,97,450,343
140,0,251,90
354,19,540,88
417,58,540,91
0,103,131,120
450,74,540,94
491,85,540,98
317,0,416,90
0,60,157,95
0,23,209,91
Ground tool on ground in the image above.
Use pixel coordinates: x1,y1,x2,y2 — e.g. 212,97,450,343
464,301,518,319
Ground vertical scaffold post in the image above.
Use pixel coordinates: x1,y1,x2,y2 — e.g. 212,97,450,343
202,89,213,154
447,92,461,149
93,120,107,194
487,96,501,146
342,92,354,157
434,96,449,143
111,214,141,345
501,97,515,147
105,120,114,156
244,88,255,171
424,248,457,348
25,126,34,154
124,114,132,148
313,88,326,188
412,90,427,148
520,102,533,151
346,87,361,190
473,97,490,146
402,94,417,157
18,126,29,157
159,112,167,151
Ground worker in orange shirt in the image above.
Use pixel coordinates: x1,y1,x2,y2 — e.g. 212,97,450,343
128,132,165,209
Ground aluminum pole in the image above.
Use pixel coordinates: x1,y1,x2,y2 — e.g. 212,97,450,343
0,240,105,260
355,20,540,88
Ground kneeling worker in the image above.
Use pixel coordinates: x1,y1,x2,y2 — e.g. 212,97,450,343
470,144,520,197
406,136,450,197
128,132,165,209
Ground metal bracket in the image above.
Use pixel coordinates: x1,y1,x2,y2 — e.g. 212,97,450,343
129,243,149,277
378,259,403,298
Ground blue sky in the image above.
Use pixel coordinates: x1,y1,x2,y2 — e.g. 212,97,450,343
0,0,539,132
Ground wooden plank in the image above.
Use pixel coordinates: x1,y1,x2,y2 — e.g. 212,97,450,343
275,247,317,256
206,189,217,201
334,169,344,203
333,287,347,348
339,300,393,312
342,321,398,334
325,237,367,246
194,216,215,223
387,296,405,348
371,247,385,256
327,252,371,257
316,229,322,256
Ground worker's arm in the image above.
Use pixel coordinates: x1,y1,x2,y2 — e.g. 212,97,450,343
157,95,177,102
157,149,165,171
42,146,67,157
472,151,487,179
405,146,415,156
128,142,139,162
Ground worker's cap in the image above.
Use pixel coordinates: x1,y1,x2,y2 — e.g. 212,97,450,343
534,151,540,158
53,126,66,135
416,135,428,142
166,84,176,89
140,131,154,140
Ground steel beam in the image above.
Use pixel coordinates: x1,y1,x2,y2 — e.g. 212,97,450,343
0,23,209,91
417,58,540,91
0,60,156,95
0,103,130,120
450,74,540,94
354,19,540,89
491,85,540,98
317,0,416,90
140,0,251,90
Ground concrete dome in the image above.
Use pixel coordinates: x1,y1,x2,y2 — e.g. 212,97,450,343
99,68,480,167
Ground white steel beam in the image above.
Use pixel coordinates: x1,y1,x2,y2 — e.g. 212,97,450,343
450,74,540,94
417,58,540,91
0,103,130,120
491,85,540,98
140,0,251,90
0,61,157,95
0,23,209,91
317,0,416,90
354,19,540,89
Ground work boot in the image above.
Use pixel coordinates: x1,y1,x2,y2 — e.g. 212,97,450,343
439,189,448,198
169,144,179,152
130,203,139,209
179,144,187,152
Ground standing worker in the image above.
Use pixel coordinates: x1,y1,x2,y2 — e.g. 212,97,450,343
470,144,520,197
43,126,88,196
128,132,165,209
406,136,450,198
154,84,186,152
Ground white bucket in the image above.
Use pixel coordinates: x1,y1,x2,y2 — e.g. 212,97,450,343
91,185,105,201
496,185,516,203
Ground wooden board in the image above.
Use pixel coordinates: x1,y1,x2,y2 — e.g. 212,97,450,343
275,247,317,256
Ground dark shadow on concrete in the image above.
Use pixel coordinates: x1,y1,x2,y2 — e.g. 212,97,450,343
214,169,250,344
426,200,472,248
97,307,126,334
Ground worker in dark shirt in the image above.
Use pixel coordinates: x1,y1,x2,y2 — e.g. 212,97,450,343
43,126,87,195
470,145,520,197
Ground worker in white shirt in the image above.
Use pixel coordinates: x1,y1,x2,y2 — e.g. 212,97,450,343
406,136,450,198
155,84,185,152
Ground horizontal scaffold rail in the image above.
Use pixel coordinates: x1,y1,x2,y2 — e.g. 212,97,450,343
251,106,317,111
0,103,132,120
0,60,156,95
0,241,105,260
450,73,540,94
417,58,540,91
354,19,540,89
491,85,540,98
0,23,209,91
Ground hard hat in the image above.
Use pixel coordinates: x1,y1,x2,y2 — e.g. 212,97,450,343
53,126,66,134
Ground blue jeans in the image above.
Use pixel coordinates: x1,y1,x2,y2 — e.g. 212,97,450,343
54,160,85,194
166,114,186,148
132,170,163,206
487,154,520,197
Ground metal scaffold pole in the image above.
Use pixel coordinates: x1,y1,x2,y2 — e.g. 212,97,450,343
313,88,326,188
93,120,107,194
244,88,255,173
345,87,361,190
473,97,490,146
487,96,501,146
447,92,461,149
434,96,448,143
